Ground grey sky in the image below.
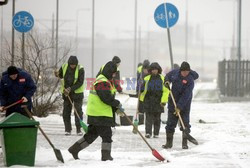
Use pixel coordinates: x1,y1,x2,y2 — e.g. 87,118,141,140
2,0,250,39
1,0,250,78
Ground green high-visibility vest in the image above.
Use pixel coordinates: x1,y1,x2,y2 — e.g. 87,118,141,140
60,63,84,94
87,74,116,117
140,74,169,103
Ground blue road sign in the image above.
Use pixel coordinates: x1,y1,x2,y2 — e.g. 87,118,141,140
12,11,34,33
154,3,179,28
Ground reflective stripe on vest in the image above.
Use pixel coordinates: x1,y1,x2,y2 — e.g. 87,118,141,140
139,74,169,103
60,63,84,93
87,74,116,117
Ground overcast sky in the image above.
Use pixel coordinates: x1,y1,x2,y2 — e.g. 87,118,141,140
1,0,250,78
1,0,250,41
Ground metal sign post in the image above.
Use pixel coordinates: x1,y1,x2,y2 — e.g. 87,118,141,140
12,11,34,69
154,3,179,69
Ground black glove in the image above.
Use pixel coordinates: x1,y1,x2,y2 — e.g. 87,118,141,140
64,87,71,96
160,103,166,107
164,81,170,90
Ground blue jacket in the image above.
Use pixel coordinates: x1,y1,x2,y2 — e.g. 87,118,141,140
165,69,199,112
0,69,36,112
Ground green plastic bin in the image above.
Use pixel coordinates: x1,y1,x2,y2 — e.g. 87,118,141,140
0,113,39,167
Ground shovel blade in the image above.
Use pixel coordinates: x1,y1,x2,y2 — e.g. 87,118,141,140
152,149,165,161
53,148,64,163
80,121,88,133
183,130,199,145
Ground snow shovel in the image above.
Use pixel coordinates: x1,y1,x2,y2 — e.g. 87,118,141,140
0,98,24,112
23,107,64,163
121,109,167,162
169,91,198,145
67,95,88,133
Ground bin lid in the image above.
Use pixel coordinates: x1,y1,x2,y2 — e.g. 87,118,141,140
0,112,39,128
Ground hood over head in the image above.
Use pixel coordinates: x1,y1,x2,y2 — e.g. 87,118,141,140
68,55,78,65
149,62,162,74
101,61,117,80
112,56,121,64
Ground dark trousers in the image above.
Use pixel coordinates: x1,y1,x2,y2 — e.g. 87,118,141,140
63,95,83,132
165,109,191,133
84,125,113,144
145,112,161,136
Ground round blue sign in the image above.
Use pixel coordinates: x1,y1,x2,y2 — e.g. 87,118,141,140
154,3,179,28
12,11,34,33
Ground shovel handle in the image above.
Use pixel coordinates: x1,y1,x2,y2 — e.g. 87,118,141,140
123,111,154,151
2,98,24,111
169,91,186,130
23,107,55,148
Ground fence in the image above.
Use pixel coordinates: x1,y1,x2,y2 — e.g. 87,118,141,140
218,59,250,97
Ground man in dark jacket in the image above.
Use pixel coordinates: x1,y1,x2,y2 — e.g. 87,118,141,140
55,55,85,136
140,62,169,138
68,61,123,161
162,61,199,149
0,66,36,117
96,56,122,126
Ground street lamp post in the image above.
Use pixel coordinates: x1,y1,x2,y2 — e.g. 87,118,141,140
11,0,15,66
1,6,3,72
91,0,95,78
55,0,59,69
185,0,188,61
133,0,138,76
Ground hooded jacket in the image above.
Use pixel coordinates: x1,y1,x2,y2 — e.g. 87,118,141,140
87,61,120,127
58,56,85,97
140,63,168,113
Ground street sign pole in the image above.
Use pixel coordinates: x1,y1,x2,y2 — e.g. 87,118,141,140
12,11,34,69
154,3,179,70
164,3,174,69
22,33,25,69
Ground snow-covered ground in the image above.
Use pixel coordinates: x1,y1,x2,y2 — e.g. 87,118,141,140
0,82,250,168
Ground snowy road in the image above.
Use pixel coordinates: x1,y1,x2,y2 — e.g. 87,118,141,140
0,82,250,168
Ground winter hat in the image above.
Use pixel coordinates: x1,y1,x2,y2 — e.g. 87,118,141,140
142,59,150,69
68,55,78,65
180,61,190,71
112,56,121,64
149,62,162,74
7,66,19,75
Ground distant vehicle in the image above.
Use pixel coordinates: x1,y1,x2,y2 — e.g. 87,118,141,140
0,0,8,6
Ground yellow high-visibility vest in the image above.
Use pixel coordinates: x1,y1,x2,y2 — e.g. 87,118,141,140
60,63,84,93
87,74,116,117
140,74,169,103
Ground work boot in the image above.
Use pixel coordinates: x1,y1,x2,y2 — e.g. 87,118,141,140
182,132,188,149
162,133,174,149
101,142,113,161
68,137,89,159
